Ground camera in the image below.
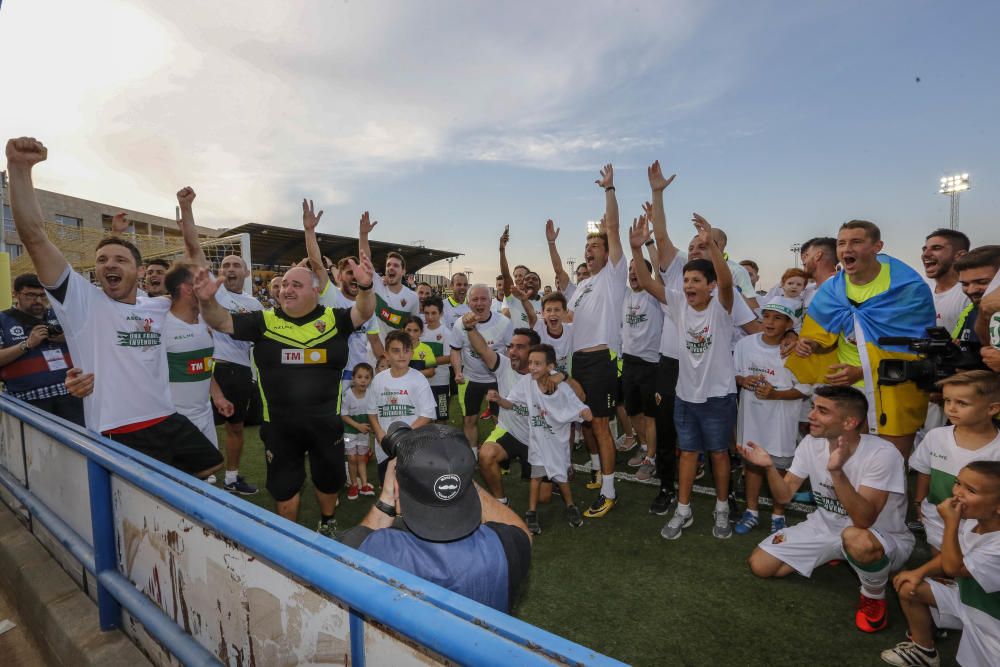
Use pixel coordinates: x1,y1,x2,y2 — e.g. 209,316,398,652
380,421,414,460
46,323,63,337
877,326,982,392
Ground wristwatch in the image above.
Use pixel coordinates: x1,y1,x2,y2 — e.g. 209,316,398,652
19,341,29,352
375,499,397,517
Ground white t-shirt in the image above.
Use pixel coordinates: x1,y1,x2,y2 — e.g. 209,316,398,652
420,324,451,388
491,298,505,313
532,321,573,374
729,260,757,302
442,297,471,331
372,273,420,340
931,282,971,336
340,386,370,434
45,268,174,433
666,290,736,403
987,271,1000,348
492,354,530,445
163,312,217,446
562,281,577,303
450,313,514,383
365,367,436,463
319,283,377,375
660,253,758,333
950,520,1000,667
909,426,1000,548
568,255,627,353
622,288,663,362
504,295,541,329
505,375,586,480
788,434,911,544
734,333,811,458
658,303,679,360
213,287,263,366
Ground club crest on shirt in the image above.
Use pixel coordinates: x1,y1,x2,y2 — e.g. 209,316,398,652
400,299,407,307
314,319,326,333
771,533,785,544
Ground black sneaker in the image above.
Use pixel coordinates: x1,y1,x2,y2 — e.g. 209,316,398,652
224,476,259,495
566,504,583,527
525,511,541,535
649,490,675,516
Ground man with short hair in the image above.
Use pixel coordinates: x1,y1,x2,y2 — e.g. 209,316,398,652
0,273,83,425
799,236,839,306
268,275,281,306
922,228,971,335
442,272,471,329
953,246,1000,352
790,220,936,458
499,229,542,328
491,275,505,313
337,425,531,613
415,281,434,308
144,258,170,297
6,136,223,478
358,212,420,341
742,385,914,633
740,259,761,295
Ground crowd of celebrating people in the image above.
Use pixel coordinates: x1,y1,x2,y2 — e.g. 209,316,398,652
4,136,1000,665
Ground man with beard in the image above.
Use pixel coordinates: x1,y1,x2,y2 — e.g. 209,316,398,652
922,229,971,335
5,136,223,478
143,259,170,297
498,231,542,328
442,272,471,330
302,200,382,392
450,284,513,454
358,212,420,341
953,246,1000,352
799,237,839,307
0,273,83,425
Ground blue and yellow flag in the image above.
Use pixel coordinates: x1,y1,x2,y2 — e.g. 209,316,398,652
786,255,935,436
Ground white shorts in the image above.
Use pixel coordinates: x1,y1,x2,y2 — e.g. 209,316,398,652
757,518,913,578
344,433,370,456
928,578,1000,667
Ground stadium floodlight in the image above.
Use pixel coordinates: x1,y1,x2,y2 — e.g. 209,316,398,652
790,243,802,269
939,173,970,230
586,221,601,235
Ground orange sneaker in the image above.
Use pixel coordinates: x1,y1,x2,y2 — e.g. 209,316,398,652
855,594,887,633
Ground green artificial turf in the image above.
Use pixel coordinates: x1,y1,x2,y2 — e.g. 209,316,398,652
219,408,960,667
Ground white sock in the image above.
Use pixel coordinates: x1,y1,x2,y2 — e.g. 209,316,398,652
676,502,692,516
225,470,238,485
745,509,759,518
590,454,600,470
715,499,729,513
498,497,509,506
600,473,616,499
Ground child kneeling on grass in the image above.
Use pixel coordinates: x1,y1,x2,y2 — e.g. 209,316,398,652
493,344,591,534
881,461,1000,667
733,297,811,535
341,362,375,500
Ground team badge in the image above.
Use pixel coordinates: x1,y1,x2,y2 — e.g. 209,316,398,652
771,533,785,545
400,299,407,307
314,319,326,333
433,474,461,501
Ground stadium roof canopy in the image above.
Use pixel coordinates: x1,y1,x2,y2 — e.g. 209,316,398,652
223,222,461,274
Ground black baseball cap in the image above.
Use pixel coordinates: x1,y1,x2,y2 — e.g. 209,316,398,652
395,424,481,542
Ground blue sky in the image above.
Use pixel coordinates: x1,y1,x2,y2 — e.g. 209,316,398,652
3,0,997,287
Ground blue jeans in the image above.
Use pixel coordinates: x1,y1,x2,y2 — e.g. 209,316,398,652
674,394,737,453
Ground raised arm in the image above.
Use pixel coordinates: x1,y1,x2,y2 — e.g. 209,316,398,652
693,213,733,313
545,220,570,291
628,215,667,304
462,311,499,370
595,164,622,265
509,283,537,328
193,267,234,334
302,198,330,292
5,138,70,286
176,187,209,267
358,211,376,267
499,225,513,297
647,160,678,271
349,252,376,329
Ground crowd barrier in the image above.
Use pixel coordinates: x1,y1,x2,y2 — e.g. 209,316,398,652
0,396,623,666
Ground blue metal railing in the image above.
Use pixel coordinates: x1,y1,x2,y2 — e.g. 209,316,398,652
0,396,623,667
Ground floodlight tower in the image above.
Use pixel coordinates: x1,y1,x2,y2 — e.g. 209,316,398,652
790,243,801,269
939,173,970,230
566,257,577,275
446,256,454,279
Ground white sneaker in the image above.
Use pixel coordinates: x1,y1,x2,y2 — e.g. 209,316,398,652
205,474,217,485
661,510,693,540
713,509,733,539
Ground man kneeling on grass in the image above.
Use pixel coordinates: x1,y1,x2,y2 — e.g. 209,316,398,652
880,461,1000,667
740,385,914,633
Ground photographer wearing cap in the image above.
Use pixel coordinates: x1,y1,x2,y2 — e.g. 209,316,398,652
0,273,83,425
338,423,532,614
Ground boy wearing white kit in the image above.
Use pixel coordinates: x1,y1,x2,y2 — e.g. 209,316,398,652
733,296,811,535
909,370,1000,552
495,344,592,534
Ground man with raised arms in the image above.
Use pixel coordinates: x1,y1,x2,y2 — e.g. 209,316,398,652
358,212,420,341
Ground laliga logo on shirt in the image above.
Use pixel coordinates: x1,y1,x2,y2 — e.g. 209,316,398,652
433,474,461,501
10,325,24,337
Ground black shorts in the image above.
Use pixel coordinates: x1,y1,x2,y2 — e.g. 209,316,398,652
571,349,618,418
261,406,346,501
458,380,498,417
213,361,255,424
431,385,450,420
106,413,223,476
494,431,531,480
621,354,658,417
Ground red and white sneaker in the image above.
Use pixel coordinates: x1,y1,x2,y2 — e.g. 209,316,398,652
359,484,376,497
346,484,359,500
855,593,888,633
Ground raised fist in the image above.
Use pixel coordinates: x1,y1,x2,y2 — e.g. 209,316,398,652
177,187,196,207
6,137,48,167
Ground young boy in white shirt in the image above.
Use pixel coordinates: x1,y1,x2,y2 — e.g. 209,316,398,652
366,330,437,482
495,344,592,533
419,296,453,421
881,461,1000,667
532,292,573,375
341,362,375,500
733,296,812,535
910,370,1000,552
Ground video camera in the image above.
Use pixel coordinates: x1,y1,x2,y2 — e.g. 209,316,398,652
877,326,981,392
